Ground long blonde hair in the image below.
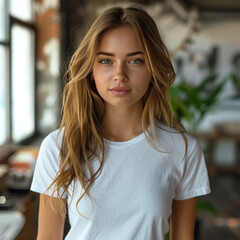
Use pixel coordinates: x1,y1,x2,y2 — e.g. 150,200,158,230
47,6,185,216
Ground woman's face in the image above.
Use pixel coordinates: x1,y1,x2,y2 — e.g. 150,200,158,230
92,26,151,110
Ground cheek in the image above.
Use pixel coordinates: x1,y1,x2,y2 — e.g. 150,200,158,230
140,81,151,96
93,67,112,84
134,72,151,90
92,70,108,97
92,68,102,89
93,77,103,94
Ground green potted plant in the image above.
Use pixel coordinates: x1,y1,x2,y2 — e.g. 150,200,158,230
169,73,240,132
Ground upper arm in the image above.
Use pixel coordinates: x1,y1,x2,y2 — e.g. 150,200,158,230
37,194,66,240
170,197,197,240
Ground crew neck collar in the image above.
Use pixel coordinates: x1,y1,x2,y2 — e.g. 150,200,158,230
103,130,146,147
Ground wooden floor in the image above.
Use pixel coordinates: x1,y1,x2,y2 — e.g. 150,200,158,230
198,173,240,240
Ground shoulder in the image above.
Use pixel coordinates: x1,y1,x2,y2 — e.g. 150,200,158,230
154,122,197,147
36,128,65,166
40,128,64,152
35,128,65,173
154,122,201,163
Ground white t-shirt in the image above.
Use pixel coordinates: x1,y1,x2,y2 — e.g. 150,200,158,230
31,124,210,240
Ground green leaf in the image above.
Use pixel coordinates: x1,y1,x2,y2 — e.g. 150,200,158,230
197,74,218,91
196,74,218,91
169,87,192,122
205,79,227,107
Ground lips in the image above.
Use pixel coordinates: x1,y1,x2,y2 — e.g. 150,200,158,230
109,86,131,96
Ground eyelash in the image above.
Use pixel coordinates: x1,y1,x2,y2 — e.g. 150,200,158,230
129,59,143,64
99,59,111,64
98,58,144,65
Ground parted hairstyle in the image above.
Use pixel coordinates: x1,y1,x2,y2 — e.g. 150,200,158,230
46,5,185,217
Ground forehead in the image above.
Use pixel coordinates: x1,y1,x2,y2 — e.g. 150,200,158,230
97,26,143,52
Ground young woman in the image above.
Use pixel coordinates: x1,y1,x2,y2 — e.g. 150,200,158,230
31,6,210,240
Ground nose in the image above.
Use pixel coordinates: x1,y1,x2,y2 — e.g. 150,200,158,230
114,62,128,82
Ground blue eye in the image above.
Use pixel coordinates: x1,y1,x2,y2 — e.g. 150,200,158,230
99,59,111,64
130,59,143,64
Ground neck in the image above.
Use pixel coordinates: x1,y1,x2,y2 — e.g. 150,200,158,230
101,103,143,142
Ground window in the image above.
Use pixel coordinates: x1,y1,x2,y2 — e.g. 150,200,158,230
11,24,35,142
0,0,36,149
10,0,34,22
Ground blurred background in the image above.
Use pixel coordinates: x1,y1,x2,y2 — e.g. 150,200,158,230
0,0,239,239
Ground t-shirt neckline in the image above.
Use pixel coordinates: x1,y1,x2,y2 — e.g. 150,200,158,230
103,131,146,147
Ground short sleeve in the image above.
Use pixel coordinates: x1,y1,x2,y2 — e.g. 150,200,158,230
30,130,67,199
174,137,211,200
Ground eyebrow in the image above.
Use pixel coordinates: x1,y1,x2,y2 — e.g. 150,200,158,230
96,51,144,57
